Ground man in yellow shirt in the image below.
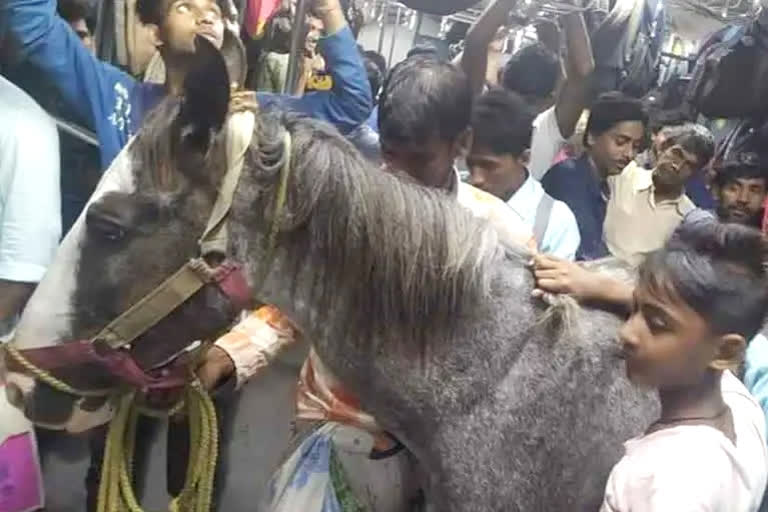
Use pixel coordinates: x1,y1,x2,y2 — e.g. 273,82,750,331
604,124,715,266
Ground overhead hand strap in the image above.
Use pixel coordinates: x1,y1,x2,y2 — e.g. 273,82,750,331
200,111,256,257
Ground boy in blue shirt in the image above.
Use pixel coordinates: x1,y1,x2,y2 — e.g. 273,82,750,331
1,0,372,169
540,93,647,260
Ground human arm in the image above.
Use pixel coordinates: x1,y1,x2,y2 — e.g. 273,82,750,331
0,89,61,326
532,254,633,309
744,334,768,428
255,0,372,135
0,282,34,327
0,0,135,132
554,12,594,139
461,0,517,95
196,306,301,390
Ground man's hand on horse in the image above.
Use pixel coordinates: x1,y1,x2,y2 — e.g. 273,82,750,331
229,85,258,115
196,345,236,391
531,254,599,302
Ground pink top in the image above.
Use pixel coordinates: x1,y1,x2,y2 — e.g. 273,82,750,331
601,372,768,512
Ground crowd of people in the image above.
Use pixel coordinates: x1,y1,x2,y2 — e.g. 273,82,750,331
2,0,768,509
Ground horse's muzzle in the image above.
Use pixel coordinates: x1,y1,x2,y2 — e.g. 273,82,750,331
4,372,110,432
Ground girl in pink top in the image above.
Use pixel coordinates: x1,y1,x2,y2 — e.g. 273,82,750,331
602,221,768,512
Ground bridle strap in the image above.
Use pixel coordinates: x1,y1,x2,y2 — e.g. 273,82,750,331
5,114,292,394
200,111,256,256
95,112,258,351
94,259,211,350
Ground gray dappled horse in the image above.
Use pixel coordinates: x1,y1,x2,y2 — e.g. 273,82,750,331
5,40,658,511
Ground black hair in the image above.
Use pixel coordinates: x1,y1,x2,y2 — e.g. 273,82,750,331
407,44,439,60
363,50,387,77
648,111,688,135
266,9,293,53
639,221,768,340
501,43,560,98
471,88,534,157
444,21,469,45
658,123,715,168
136,0,233,26
714,155,768,189
340,0,364,39
378,54,472,146
136,0,168,25
584,92,648,147
58,0,94,30
363,54,384,102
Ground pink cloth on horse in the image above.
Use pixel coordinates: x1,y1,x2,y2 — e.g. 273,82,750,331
0,432,43,512
0,433,43,512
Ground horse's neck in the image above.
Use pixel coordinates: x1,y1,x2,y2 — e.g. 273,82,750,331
246,243,344,344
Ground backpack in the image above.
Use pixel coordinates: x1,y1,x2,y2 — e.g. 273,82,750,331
590,0,665,98
686,21,768,119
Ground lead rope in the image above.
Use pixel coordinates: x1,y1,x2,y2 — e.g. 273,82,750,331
5,339,217,512
93,382,218,512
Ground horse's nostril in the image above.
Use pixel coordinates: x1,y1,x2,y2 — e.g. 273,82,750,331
6,382,25,409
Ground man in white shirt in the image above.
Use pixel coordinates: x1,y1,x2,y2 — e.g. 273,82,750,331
468,88,580,260
0,75,60,512
0,76,61,336
461,0,595,179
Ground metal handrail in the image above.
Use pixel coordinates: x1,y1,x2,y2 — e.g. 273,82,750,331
52,116,100,147
283,0,311,95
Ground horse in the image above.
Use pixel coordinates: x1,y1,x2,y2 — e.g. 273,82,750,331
4,39,658,511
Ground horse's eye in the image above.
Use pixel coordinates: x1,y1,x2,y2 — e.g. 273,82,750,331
87,217,127,242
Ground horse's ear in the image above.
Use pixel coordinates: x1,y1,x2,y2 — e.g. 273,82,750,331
176,36,231,153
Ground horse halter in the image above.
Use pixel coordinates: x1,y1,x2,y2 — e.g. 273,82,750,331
3,111,292,397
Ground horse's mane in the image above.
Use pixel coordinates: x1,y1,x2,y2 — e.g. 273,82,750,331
249,113,507,351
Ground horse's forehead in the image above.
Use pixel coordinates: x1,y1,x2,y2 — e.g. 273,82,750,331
12,145,138,349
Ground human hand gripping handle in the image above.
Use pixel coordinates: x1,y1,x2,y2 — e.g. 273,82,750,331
196,345,236,391
229,84,259,114
311,0,346,35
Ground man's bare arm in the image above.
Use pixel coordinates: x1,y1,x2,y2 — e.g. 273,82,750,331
461,0,518,95
554,12,594,139
0,280,34,325
532,255,633,311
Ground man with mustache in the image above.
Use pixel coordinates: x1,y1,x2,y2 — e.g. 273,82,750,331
532,145,765,309
602,123,715,266
714,151,768,229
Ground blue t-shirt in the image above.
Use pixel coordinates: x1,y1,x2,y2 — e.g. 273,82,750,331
367,105,379,132
685,172,717,210
540,155,609,261
1,0,372,169
744,333,768,445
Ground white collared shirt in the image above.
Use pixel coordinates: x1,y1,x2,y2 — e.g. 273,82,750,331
604,162,695,266
529,107,567,180
507,174,580,260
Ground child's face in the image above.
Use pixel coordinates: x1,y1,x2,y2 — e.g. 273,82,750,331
618,282,719,389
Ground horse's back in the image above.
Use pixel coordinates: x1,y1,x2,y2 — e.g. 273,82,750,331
420,263,658,511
